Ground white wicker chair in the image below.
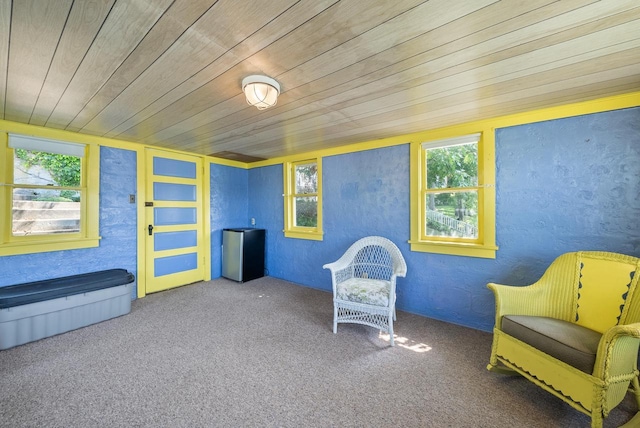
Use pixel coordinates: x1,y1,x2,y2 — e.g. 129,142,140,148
323,236,407,346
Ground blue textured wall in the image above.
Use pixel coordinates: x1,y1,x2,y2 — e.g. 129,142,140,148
0,147,138,299
494,107,640,282
210,163,249,278
247,164,283,278
248,107,640,331
2,107,637,331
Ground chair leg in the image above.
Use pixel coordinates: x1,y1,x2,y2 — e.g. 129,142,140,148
388,314,394,346
333,305,338,334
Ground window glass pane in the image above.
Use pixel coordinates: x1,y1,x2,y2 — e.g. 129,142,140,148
295,163,317,194
294,196,317,227
12,189,81,236
13,149,81,186
425,191,478,238
426,142,477,189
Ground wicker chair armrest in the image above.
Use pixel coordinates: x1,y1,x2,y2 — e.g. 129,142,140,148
601,323,640,342
393,264,407,278
593,323,640,379
488,283,548,315
322,256,352,273
487,282,556,328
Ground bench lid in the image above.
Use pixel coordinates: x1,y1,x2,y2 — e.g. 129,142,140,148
0,269,135,309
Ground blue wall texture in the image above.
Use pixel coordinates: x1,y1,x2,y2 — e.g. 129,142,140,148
0,146,139,299
210,163,249,278
248,107,640,332
1,107,638,332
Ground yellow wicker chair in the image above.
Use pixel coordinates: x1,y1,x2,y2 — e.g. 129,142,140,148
487,251,640,428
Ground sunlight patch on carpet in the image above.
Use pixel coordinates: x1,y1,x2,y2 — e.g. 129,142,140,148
380,333,432,352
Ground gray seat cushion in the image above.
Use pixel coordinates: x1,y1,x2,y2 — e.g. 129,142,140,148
501,315,602,374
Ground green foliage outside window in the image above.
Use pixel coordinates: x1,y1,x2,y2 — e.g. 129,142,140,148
295,197,318,227
426,143,478,237
15,149,81,201
294,163,318,227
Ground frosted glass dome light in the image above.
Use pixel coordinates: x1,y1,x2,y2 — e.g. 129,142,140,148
242,75,280,110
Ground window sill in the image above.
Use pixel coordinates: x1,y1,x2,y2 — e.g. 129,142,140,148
284,230,324,241
409,240,497,259
0,236,101,256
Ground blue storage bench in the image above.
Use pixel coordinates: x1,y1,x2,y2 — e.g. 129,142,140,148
0,269,135,350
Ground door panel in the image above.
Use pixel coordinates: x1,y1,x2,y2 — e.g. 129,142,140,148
154,231,197,251
154,207,197,225
145,149,203,293
153,182,197,201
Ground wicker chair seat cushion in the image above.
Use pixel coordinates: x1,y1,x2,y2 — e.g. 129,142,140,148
336,278,391,306
502,315,602,374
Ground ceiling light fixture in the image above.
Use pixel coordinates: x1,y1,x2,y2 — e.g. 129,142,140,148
242,75,280,110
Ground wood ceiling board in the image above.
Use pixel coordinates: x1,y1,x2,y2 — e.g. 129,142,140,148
106,0,433,140
139,0,524,147
138,0,548,147
247,66,640,158
317,34,640,131
175,29,637,154
101,3,640,150
223,51,640,156
80,0,297,135
44,0,174,129
0,0,10,119
277,0,498,89
103,0,340,140
304,14,640,122
208,151,265,163
240,0,431,76
28,0,115,126
301,78,640,156
334,52,640,135
5,0,73,123
154,0,628,150
180,74,640,159
64,0,217,132
103,0,426,141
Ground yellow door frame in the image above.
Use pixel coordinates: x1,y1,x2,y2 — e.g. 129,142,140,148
136,147,211,298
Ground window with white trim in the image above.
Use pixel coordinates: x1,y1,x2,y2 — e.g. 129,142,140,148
283,158,323,241
410,130,497,258
0,134,100,255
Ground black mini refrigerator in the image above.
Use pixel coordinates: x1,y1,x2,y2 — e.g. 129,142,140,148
222,228,265,282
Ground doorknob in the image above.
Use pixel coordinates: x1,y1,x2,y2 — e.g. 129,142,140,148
148,224,154,236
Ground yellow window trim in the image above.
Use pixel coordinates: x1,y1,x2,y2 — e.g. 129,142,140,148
410,125,497,259
409,241,498,259
284,230,324,241
0,129,101,256
283,157,323,241
0,237,101,256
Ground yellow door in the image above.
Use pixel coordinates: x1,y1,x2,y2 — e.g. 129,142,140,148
145,149,204,293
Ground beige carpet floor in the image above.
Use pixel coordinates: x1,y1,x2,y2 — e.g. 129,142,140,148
0,276,637,427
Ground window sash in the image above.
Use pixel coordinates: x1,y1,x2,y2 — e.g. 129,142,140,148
0,132,99,255
421,135,481,243
422,188,482,242
284,158,323,241
410,129,496,258
289,160,318,230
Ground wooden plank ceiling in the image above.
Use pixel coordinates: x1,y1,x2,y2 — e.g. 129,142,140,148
1,0,639,162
